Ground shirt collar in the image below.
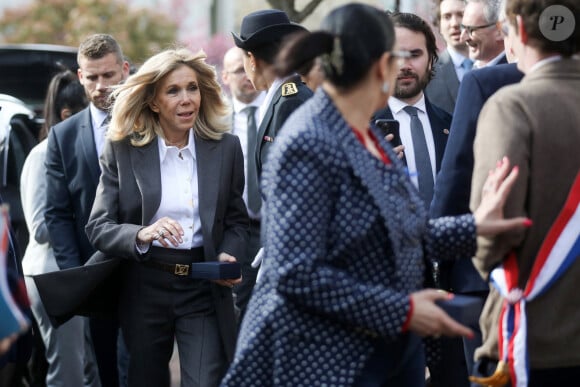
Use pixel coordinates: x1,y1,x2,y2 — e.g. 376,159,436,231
157,128,195,162
529,55,563,73
388,94,427,115
259,75,295,124
476,51,506,68
232,92,266,114
447,46,470,68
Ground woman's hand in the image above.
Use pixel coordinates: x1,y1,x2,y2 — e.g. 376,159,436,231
473,156,531,237
0,333,18,355
136,216,184,247
408,289,473,339
385,133,405,159
213,252,242,288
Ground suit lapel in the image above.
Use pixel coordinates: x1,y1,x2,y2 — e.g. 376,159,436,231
195,135,220,254
441,58,460,101
256,86,282,150
425,99,449,171
130,139,161,223
79,109,101,184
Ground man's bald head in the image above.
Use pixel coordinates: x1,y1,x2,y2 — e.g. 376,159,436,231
222,46,260,104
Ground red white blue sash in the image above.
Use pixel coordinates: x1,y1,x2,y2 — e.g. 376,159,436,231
490,172,580,387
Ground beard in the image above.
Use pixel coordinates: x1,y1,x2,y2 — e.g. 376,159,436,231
394,69,430,100
90,92,112,111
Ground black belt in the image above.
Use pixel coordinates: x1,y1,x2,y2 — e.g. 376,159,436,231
142,260,192,276
143,246,205,276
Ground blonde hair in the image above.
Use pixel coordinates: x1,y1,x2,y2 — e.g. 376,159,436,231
108,48,230,146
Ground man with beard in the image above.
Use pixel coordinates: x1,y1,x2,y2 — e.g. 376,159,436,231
373,12,453,387
426,0,473,115
460,0,506,68
44,34,130,387
221,46,265,322
374,12,450,209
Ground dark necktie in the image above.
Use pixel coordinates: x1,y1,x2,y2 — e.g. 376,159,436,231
462,58,474,70
403,106,434,206
244,106,261,214
459,58,474,82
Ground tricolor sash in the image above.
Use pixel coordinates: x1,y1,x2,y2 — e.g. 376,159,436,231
490,172,580,387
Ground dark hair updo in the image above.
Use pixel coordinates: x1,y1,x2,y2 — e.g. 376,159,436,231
277,3,395,90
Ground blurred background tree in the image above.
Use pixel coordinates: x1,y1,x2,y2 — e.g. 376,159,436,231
265,0,324,22
0,0,178,65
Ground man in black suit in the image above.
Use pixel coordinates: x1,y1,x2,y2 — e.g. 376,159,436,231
45,34,129,387
374,12,451,209
426,0,473,115
373,12,453,387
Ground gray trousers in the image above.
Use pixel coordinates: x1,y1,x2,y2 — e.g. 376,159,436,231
25,276,101,387
120,249,226,387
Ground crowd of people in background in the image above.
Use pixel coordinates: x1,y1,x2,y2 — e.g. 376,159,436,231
1,0,578,386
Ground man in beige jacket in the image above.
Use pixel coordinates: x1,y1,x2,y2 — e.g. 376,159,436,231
469,0,580,385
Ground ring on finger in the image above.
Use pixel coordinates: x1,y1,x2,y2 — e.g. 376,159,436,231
158,228,166,238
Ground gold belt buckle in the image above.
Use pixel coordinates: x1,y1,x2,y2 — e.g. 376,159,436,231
174,264,190,276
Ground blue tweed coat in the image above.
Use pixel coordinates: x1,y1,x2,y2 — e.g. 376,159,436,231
221,89,476,386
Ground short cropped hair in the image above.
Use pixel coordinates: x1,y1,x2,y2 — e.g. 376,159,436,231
77,33,125,65
506,0,579,56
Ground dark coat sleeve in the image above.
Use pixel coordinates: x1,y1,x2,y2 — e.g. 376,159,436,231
44,126,84,269
430,71,485,217
215,135,249,262
85,139,148,260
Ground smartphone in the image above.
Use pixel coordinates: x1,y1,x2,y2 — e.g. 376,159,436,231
374,119,401,146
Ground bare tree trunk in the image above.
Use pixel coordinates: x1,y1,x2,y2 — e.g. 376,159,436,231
266,0,325,23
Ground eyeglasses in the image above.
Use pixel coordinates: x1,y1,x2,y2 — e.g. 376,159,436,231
390,50,412,67
459,22,496,37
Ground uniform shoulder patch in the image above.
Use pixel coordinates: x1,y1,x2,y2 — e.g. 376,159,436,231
281,82,298,96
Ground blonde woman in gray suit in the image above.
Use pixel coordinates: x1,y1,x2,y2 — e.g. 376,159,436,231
86,48,248,387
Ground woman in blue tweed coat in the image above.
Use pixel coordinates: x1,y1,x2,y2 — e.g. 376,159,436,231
222,4,529,386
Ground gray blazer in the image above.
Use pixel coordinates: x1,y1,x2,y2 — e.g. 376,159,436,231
85,132,249,361
425,50,460,115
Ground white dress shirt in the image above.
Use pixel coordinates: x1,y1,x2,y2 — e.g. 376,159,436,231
388,95,437,189
151,129,203,249
230,92,266,219
474,50,506,69
90,103,109,158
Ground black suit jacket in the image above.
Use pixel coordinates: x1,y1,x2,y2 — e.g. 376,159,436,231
45,108,100,269
255,76,312,178
372,97,451,174
430,63,523,293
